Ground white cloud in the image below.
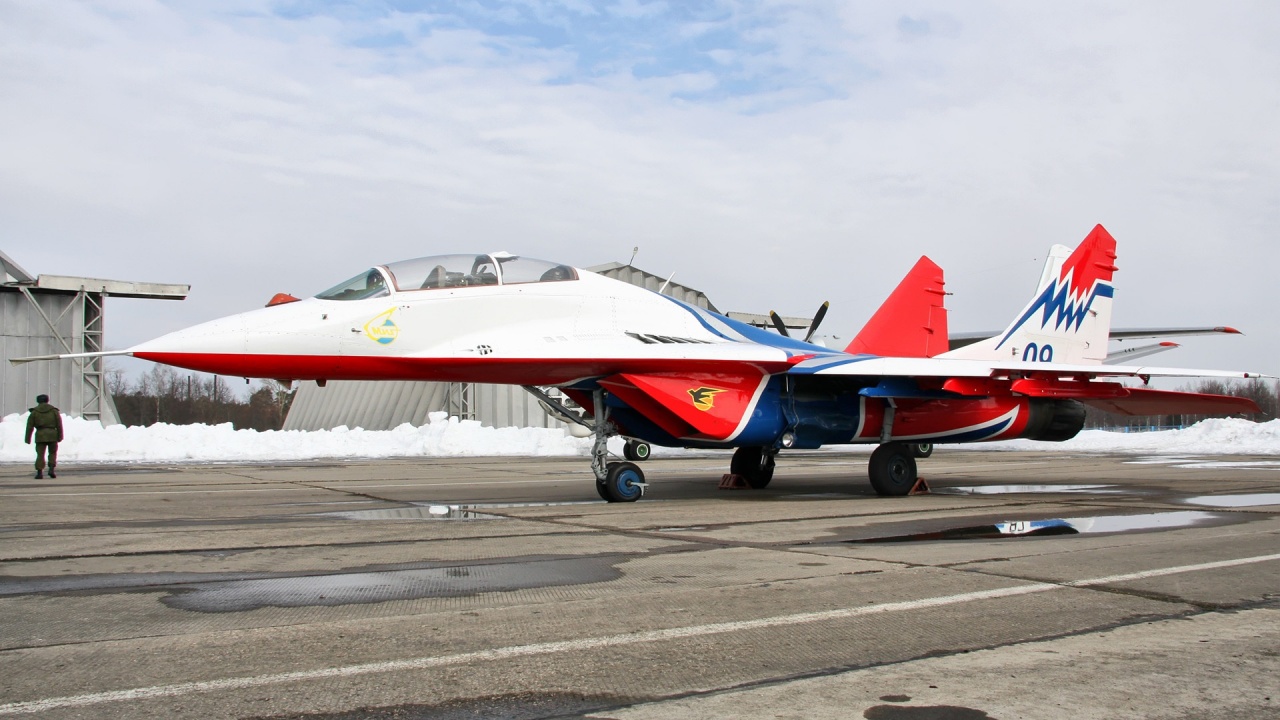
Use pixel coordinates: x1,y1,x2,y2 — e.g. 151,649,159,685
0,0,1277,376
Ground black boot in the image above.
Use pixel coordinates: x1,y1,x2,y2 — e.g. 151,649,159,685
35,470,42,479
49,468,56,478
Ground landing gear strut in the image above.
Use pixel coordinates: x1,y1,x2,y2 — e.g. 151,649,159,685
868,443,918,497
587,389,646,503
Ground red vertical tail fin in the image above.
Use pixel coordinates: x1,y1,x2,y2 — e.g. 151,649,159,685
845,256,949,358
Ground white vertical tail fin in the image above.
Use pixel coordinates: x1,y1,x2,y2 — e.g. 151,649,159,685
941,225,1118,365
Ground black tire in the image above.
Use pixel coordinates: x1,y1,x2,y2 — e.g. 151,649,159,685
601,462,645,502
595,478,611,501
911,443,934,458
623,439,652,462
730,446,776,489
868,443,918,497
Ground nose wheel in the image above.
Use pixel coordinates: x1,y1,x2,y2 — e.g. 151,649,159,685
584,389,647,502
597,461,646,502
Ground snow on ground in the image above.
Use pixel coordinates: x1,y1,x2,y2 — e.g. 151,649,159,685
1,412,1278,465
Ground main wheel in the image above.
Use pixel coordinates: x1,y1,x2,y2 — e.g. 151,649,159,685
601,461,645,502
911,443,934,458
623,439,652,461
730,446,776,489
868,443,918,497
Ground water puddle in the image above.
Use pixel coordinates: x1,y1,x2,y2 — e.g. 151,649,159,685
270,500,384,508
1124,458,1280,470
932,484,1121,495
319,500,603,521
322,505,501,521
848,510,1235,543
161,555,628,612
1182,493,1280,508
1169,461,1280,470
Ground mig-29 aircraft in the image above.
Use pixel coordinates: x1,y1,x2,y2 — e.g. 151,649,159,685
18,225,1266,501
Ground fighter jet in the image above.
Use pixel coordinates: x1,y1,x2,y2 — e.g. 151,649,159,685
18,226,1267,501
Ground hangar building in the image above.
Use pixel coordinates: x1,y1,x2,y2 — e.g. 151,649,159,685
0,251,188,424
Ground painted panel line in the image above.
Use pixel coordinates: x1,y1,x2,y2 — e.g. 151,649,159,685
2,552,1278,715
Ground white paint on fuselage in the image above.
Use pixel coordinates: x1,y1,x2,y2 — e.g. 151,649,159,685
130,268,792,368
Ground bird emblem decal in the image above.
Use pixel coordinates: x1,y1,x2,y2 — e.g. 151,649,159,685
687,386,725,411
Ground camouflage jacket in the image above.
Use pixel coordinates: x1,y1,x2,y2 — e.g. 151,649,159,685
25,403,63,444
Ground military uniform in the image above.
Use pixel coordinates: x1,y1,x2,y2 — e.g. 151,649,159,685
24,398,63,479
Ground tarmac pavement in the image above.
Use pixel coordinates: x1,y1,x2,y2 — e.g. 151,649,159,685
0,449,1277,719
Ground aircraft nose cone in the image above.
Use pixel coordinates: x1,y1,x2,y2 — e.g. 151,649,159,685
132,314,251,356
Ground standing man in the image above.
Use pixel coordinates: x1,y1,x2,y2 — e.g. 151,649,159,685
24,394,63,479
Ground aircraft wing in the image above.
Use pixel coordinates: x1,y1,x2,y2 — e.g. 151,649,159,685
793,355,1267,382
1109,326,1242,341
786,355,1267,417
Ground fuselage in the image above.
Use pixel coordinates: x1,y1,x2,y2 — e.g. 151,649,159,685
131,258,801,385
129,253,1085,449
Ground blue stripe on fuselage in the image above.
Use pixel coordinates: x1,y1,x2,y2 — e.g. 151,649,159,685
657,294,842,356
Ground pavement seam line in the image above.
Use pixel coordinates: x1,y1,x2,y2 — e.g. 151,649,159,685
3,551,1280,715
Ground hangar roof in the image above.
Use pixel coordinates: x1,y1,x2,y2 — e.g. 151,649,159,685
0,250,189,299
587,261,718,313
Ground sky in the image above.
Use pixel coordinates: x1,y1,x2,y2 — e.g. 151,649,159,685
2,1,1278,378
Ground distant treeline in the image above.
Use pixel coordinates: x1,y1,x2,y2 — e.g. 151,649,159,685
107,365,293,431
107,366,1275,434
1084,378,1279,430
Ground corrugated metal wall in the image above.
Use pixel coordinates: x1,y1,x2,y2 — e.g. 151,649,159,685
283,380,561,431
0,288,117,424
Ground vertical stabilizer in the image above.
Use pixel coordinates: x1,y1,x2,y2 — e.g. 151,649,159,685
845,256,949,358
941,225,1118,364
1036,244,1072,293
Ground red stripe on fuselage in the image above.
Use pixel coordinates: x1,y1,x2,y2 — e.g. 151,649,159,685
857,396,1032,441
132,352,793,386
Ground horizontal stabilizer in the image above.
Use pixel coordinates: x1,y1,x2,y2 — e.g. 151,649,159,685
1104,342,1179,364
1080,388,1260,417
846,256,948,358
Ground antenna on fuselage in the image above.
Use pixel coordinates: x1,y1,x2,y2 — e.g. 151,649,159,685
658,271,676,295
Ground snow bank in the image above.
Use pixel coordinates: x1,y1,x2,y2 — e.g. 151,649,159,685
979,418,1280,455
0,411,600,464
1,413,1277,465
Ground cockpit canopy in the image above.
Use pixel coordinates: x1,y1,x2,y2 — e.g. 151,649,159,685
315,253,578,301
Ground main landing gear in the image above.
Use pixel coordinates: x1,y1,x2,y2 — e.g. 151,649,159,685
623,439,651,461
867,442,920,496
730,446,776,488
727,443,925,497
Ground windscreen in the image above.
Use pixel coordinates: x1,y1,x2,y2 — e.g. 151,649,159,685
315,269,391,301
